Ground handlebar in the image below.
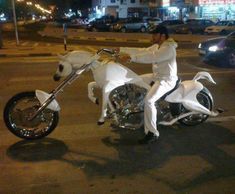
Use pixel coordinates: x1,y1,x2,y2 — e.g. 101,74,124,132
75,48,119,76
96,48,119,57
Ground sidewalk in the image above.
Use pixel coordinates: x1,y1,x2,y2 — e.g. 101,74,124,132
0,30,212,58
0,41,79,57
39,26,217,44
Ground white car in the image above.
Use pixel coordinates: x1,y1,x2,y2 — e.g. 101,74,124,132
204,20,235,35
148,17,162,26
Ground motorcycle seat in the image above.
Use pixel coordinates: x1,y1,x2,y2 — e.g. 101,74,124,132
160,78,181,100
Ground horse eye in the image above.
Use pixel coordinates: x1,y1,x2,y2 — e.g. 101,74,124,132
59,64,64,72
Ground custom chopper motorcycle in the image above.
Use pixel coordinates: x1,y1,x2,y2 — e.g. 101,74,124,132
3,49,222,139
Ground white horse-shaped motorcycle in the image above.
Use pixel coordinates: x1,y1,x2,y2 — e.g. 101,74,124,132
3,49,222,140
54,49,220,128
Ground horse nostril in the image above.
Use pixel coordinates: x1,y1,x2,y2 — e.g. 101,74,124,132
53,74,60,81
59,64,64,72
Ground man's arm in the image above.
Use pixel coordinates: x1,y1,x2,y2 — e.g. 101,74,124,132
120,44,158,56
130,45,175,64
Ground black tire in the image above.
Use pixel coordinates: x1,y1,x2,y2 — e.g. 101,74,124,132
92,27,97,32
178,89,212,126
188,29,193,34
4,91,59,140
220,30,227,35
140,26,146,33
120,27,126,33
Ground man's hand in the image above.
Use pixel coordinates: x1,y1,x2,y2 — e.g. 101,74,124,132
119,54,131,63
113,48,120,53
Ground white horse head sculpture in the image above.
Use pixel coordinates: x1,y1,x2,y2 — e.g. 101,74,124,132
54,50,95,81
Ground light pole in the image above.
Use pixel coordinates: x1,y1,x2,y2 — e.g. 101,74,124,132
12,0,19,45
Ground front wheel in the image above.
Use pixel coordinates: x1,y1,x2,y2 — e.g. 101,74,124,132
178,89,212,126
120,27,127,33
4,91,59,140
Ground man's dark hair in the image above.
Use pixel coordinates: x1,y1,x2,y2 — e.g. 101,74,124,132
149,25,169,39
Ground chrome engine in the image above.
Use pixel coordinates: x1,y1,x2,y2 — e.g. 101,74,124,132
108,84,147,129
108,83,178,129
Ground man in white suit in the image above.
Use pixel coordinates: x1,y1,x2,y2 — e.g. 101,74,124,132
118,25,178,144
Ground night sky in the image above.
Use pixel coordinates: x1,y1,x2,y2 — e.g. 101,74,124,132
39,0,92,9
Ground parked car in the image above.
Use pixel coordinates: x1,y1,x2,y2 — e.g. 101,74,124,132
157,20,184,33
204,20,235,35
0,24,2,49
87,16,118,32
111,17,148,33
174,19,214,34
198,31,235,67
147,17,162,26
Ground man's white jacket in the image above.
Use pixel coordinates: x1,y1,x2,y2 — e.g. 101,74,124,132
120,38,178,81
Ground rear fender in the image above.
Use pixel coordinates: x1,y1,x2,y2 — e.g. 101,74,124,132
165,80,203,103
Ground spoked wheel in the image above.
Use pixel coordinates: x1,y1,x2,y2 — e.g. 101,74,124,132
4,91,59,140
178,89,212,126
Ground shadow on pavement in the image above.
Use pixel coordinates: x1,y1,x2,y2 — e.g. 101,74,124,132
7,138,68,162
78,123,235,191
6,123,235,191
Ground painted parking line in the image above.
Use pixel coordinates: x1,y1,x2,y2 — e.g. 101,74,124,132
9,75,53,82
207,116,235,122
21,41,29,46
179,70,235,76
33,43,39,47
86,46,98,52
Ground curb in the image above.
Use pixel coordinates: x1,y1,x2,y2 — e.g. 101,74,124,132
66,36,151,43
0,53,54,58
28,53,53,57
47,35,193,44
0,54,7,57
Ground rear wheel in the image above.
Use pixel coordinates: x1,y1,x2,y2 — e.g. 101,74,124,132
92,27,97,32
220,30,227,35
4,91,59,140
178,90,212,126
188,29,193,34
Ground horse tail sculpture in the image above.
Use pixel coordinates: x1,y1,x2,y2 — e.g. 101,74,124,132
193,71,216,84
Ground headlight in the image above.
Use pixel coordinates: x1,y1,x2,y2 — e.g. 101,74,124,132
208,45,217,52
208,45,224,52
198,43,202,49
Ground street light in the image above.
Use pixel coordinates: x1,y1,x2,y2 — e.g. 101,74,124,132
12,0,19,45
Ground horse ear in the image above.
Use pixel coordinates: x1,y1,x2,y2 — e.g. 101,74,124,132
57,54,66,60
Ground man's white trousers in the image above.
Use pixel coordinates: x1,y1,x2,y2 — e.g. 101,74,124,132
143,76,177,136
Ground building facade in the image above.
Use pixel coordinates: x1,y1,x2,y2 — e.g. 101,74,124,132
91,0,235,20
92,0,150,18
195,0,235,21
